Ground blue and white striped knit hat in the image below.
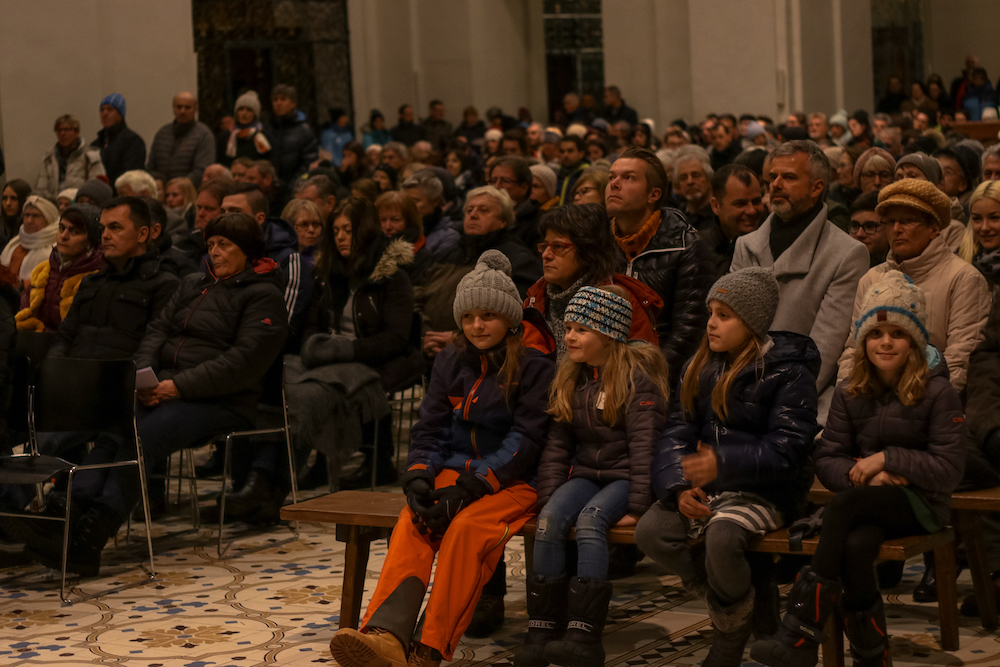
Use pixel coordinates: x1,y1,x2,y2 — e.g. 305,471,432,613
564,286,632,342
854,270,930,353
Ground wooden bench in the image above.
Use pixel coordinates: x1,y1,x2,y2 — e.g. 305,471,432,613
810,481,1000,632
281,489,960,665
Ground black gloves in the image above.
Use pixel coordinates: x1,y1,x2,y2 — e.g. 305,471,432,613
419,471,490,537
401,469,435,521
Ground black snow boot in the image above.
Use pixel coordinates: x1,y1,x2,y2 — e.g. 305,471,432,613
843,598,890,667
543,577,613,667
703,589,754,667
750,566,840,667
514,573,568,667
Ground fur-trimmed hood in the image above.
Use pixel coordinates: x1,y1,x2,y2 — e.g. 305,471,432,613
369,238,415,283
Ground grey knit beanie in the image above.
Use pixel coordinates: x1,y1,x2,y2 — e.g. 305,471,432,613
453,250,523,329
895,152,942,185
234,90,262,119
706,267,779,340
565,286,633,342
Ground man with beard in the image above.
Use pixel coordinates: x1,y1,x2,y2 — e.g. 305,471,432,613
673,146,715,231
731,140,869,396
703,164,765,276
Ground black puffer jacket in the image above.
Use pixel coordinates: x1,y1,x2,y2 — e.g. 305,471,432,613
617,206,715,387
135,258,289,422
264,110,320,184
308,238,423,391
91,122,146,189
537,364,666,516
966,300,1000,465
816,357,965,526
49,253,180,360
650,332,820,518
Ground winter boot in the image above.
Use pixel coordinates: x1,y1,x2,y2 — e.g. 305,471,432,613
329,627,408,667
543,577,613,667
912,551,937,603
843,598,890,667
26,506,121,577
514,573,568,667
749,566,840,667
406,642,441,667
703,589,755,667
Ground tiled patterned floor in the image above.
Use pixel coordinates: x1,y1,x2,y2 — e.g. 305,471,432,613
0,451,998,666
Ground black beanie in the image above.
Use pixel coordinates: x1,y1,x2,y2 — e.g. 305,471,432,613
62,203,103,249
850,109,870,128
204,213,267,262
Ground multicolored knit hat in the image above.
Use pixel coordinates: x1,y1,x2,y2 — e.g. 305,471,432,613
854,270,930,353
564,286,632,342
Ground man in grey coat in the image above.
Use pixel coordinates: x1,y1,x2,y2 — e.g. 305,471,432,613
147,92,215,187
731,140,869,395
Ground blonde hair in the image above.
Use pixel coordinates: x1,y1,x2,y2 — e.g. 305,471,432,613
281,198,323,226
570,167,610,206
548,285,670,426
845,334,928,406
960,180,1000,262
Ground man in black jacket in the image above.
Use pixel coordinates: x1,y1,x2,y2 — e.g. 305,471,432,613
0,198,179,530
91,94,146,191
392,104,427,146
601,85,639,127
488,157,542,253
607,147,714,388
265,84,319,184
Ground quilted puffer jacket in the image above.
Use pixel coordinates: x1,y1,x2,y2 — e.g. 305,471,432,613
616,206,715,387
536,363,666,516
650,332,820,518
134,258,289,422
406,320,555,493
815,356,965,526
265,110,320,184
966,300,1000,465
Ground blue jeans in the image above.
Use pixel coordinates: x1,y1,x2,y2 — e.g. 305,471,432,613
73,401,251,523
533,478,630,579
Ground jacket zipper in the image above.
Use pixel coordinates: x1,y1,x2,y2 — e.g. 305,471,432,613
464,354,488,420
471,426,479,459
173,284,214,366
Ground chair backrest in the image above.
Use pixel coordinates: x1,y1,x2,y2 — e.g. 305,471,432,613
15,331,57,374
6,355,32,439
33,358,137,435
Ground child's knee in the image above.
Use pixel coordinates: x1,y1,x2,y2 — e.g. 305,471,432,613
534,510,572,544
574,504,613,537
704,521,750,557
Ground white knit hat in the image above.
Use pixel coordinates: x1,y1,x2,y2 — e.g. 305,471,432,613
854,270,930,353
530,165,557,200
234,90,262,119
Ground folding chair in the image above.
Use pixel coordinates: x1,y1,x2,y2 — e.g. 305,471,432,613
0,357,156,605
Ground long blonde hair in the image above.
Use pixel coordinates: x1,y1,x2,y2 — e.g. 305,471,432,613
845,335,928,406
679,333,765,422
548,338,670,426
959,180,1000,262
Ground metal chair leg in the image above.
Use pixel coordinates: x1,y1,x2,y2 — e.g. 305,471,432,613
185,448,200,530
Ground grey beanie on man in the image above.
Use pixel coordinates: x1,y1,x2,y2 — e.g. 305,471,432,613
452,250,523,329
895,152,942,185
706,267,780,340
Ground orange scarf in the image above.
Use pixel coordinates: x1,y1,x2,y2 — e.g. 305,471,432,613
613,210,661,260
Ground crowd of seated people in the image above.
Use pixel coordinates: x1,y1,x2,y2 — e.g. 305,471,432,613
2,59,1000,667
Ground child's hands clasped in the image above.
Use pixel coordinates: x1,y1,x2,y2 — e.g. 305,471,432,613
868,470,908,486
682,442,718,488
678,487,711,519
849,451,886,487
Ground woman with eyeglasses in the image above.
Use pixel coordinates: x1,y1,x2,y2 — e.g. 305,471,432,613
569,167,610,208
525,204,663,362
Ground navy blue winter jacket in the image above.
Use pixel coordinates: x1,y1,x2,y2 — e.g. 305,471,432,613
407,331,556,492
650,331,820,517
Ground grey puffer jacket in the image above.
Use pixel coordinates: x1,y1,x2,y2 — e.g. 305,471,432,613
147,120,216,187
35,140,106,199
816,356,965,526
536,363,666,516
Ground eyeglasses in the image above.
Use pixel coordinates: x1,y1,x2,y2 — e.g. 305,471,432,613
849,221,880,235
879,217,928,229
861,170,893,181
574,186,598,198
537,241,575,256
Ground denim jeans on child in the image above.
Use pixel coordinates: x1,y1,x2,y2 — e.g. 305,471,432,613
533,478,630,579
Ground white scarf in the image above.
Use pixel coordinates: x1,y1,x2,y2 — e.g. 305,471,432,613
0,223,59,280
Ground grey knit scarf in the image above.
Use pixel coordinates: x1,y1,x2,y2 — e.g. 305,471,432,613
545,276,588,363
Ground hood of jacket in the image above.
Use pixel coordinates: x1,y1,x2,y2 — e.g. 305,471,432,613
263,216,299,255
369,238,415,283
764,331,822,379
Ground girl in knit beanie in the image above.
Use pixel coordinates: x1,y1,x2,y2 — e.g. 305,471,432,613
330,249,555,667
753,271,964,667
519,285,669,667
636,267,821,666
